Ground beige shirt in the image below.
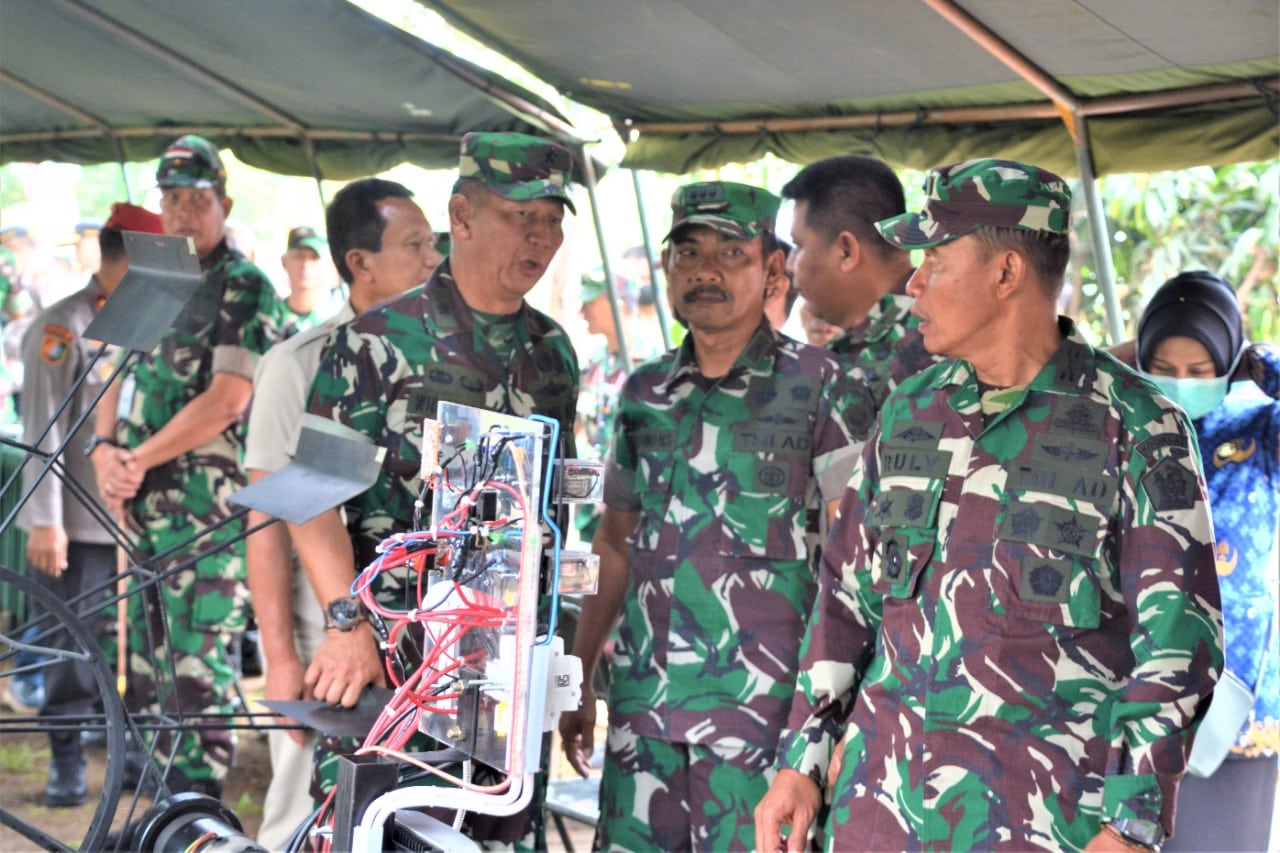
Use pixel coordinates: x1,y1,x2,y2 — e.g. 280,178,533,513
244,300,356,626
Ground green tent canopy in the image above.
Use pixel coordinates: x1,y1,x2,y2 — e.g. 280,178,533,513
415,0,1278,176
0,0,579,178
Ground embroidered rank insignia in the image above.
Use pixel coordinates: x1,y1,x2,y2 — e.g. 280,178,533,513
40,324,74,365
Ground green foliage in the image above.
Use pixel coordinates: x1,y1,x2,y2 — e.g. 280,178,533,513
1069,161,1279,344
0,738,46,773
234,790,263,817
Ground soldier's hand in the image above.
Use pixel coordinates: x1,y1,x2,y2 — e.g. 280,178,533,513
113,448,146,495
304,622,385,708
558,684,597,777
93,445,141,509
754,768,820,853
264,650,309,746
26,526,68,576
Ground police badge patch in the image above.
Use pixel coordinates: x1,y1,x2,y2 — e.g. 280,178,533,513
40,324,74,365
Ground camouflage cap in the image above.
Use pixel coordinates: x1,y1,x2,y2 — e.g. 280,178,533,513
155,134,227,190
876,158,1071,249
453,131,576,214
579,275,608,304
664,181,780,242
285,225,327,255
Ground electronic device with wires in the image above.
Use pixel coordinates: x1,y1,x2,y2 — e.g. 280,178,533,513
309,402,597,852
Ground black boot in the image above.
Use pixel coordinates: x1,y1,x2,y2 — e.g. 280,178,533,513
45,734,88,807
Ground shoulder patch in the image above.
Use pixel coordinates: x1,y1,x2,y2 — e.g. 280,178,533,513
1141,456,1198,511
40,324,74,365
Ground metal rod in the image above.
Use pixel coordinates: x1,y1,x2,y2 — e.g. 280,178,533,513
53,0,308,135
0,69,113,129
630,169,672,351
578,144,631,370
919,0,1078,110
1070,114,1126,342
626,78,1276,137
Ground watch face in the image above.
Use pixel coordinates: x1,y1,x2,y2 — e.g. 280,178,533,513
327,597,361,627
1115,818,1163,846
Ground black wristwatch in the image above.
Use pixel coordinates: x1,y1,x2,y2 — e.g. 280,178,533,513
323,596,367,632
84,434,117,457
1108,818,1165,850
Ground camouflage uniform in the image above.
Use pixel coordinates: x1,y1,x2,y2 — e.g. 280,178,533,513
829,274,939,417
271,292,341,338
776,160,1223,851
597,178,863,848
116,236,283,791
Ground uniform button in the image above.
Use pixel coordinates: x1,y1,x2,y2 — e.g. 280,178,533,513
885,541,903,579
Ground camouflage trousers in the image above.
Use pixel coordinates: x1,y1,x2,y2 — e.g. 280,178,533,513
127,473,249,791
595,725,776,852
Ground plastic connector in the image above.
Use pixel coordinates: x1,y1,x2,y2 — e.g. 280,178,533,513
543,635,583,733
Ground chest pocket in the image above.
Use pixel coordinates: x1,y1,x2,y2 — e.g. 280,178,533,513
403,364,489,422
867,484,941,598
716,367,820,562
172,275,222,337
718,425,812,561
632,427,676,553
989,445,1116,632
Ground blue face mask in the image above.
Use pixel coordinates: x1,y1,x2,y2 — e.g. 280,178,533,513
1143,373,1229,421
1141,347,1243,421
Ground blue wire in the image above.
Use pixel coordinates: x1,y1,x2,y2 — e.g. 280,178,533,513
530,414,561,645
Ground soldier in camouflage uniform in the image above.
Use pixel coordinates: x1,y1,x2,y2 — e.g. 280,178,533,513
292,132,579,847
93,135,285,798
271,225,342,337
558,181,863,851
756,159,1223,852
781,156,941,444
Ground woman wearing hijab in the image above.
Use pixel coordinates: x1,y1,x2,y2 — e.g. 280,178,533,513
1135,270,1278,851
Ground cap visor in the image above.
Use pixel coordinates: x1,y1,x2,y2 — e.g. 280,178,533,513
156,177,219,190
487,181,576,215
663,214,753,243
879,211,984,249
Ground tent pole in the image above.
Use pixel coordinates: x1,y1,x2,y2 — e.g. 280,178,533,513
1069,115,1125,343
301,136,327,208
110,137,133,202
630,170,672,351
579,144,632,372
